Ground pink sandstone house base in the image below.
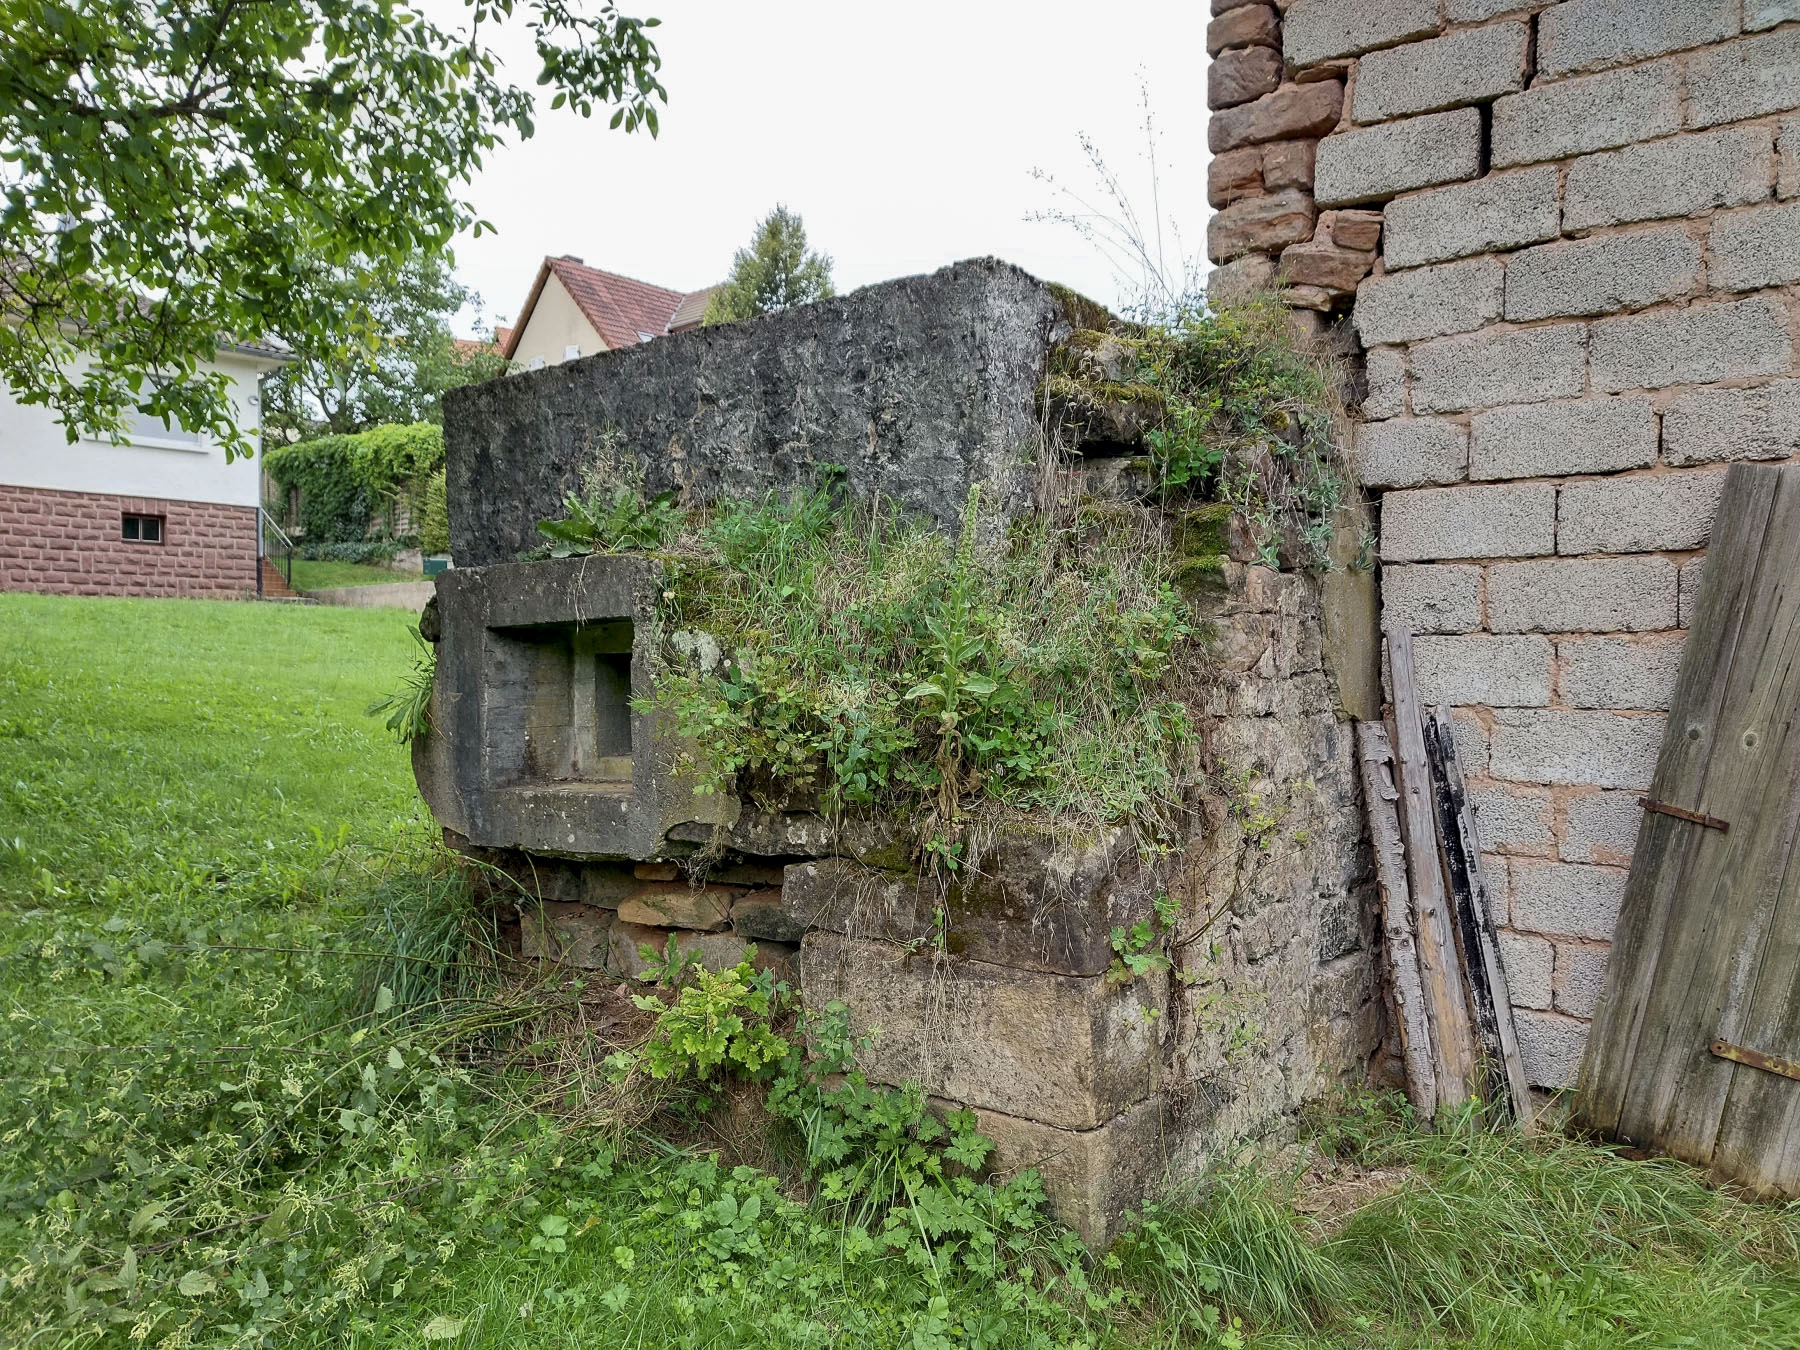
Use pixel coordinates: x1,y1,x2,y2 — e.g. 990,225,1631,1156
0,485,260,598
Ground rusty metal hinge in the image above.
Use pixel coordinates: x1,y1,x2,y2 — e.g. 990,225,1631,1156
1639,797,1731,832
1710,1039,1800,1082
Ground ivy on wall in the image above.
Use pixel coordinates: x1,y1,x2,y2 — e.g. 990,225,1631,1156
264,423,446,548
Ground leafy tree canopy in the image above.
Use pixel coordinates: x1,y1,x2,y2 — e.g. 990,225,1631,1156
702,205,835,325
260,253,510,440
0,0,665,457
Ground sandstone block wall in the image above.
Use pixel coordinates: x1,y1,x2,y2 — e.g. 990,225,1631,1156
1207,0,1800,1088
435,551,1381,1245
0,485,259,599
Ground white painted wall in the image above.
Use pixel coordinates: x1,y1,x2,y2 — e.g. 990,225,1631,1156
509,273,607,371
0,351,282,507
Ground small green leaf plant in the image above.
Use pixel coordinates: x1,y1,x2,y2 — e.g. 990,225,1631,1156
366,626,436,743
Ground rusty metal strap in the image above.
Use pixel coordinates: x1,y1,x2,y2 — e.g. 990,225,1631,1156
1711,1039,1800,1082
1639,797,1731,832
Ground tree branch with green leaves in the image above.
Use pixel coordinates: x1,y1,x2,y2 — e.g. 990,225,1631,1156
0,0,664,456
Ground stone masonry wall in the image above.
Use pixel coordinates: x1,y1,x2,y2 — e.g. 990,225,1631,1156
1206,0,1800,1089
0,485,260,599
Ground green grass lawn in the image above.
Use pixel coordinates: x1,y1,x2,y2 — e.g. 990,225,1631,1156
289,559,428,591
3,593,1797,1349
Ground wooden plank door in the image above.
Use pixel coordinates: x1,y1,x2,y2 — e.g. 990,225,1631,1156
1575,463,1800,1193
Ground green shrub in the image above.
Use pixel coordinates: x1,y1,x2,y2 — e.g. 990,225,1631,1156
418,468,450,554
265,422,445,543
647,487,1198,835
297,538,398,564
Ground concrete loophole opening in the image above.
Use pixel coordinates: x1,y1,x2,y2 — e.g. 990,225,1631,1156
486,618,634,788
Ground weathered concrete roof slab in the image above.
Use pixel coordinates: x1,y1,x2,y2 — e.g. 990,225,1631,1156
443,257,1071,565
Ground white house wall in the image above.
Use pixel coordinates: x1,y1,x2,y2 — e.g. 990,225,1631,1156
509,273,606,370
0,352,272,508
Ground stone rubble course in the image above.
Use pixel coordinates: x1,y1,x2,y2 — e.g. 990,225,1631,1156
1210,45,1284,110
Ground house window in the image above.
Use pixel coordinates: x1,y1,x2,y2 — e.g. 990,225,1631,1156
528,355,546,370
122,513,164,544
122,409,204,451
563,344,581,360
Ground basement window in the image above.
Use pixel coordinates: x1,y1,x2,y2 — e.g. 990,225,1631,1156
121,513,164,544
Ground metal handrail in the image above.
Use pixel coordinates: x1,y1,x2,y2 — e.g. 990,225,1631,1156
259,506,296,592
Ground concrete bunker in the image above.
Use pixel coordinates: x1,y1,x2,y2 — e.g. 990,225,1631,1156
413,258,1384,1242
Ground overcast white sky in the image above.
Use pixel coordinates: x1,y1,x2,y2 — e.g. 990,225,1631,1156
450,0,1213,334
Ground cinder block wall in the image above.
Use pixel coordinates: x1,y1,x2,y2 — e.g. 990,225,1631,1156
1206,0,1800,1088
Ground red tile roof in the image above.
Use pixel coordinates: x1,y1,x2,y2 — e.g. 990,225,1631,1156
501,255,714,358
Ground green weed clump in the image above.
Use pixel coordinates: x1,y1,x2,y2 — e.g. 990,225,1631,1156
1135,295,1354,569
652,487,1199,836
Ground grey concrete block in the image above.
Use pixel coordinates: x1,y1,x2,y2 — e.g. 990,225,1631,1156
1211,80,1346,153
1503,227,1703,322
1352,22,1528,124
1750,2,1800,31
1210,45,1284,110
1314,109,1484,207
1381,563,1483,635
1563,126,1773,232
1557,632,1687,711
1413,634,1553,707
1687,27,1800,130
1353,417,1468,489
1383,167,1561,269
1491,710,1665,790
1492,60,1682,169
1380,482,1557,562
1664,381,1800,466
1590,295,1793,393
521,902,614,969
1453,709,1492,777
1709,202,1800,292
1499,930,1555,1010
1471,782,1556,853
1556,470,1727,555
1446,0,1530,18
1781,117,1800,199
1510,858,1628,940
1554,942,1612,1019
1283,0,1441,66
1410,325,1588,415
1537,0,1737,80
1562,790,1644,865
1515,1009,1591,1089
1470,397,1657,481
1679,557,1707,627
1361,346,1407,420
1486,557,1678,633
1352,256,1503,346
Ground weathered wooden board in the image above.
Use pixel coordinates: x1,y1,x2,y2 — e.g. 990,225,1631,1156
1427,705,1535,1129
1387,629,1478,1104
1357,721,1438,1116
1575,463,1800,1194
